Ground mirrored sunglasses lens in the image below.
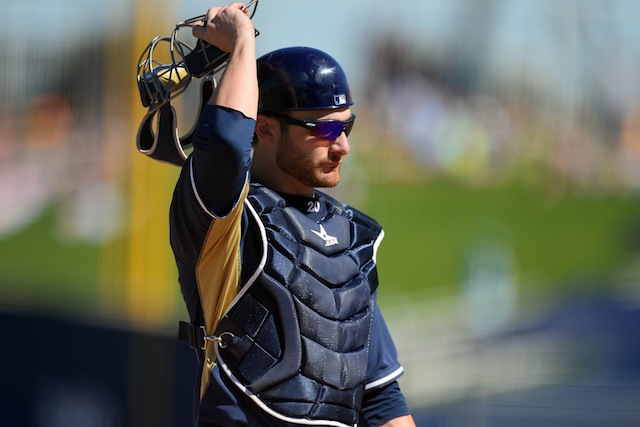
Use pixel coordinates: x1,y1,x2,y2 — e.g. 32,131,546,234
311,122,345,140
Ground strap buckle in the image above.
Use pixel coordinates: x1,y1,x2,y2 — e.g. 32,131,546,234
178,321,234,351
202,331,234,350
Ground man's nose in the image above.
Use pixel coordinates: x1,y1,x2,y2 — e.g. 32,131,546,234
330,132,350,155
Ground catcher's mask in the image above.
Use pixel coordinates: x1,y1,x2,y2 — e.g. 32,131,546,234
135,1,259,166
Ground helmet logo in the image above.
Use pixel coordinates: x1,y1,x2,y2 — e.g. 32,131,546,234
334,94,347,106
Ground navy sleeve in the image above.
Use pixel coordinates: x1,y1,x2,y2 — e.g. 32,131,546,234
169,105,254,326
360,301,411,425
191,105,255,216
359,381,411,427
365,301,404,387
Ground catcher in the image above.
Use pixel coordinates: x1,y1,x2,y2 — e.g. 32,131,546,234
169,3,416,426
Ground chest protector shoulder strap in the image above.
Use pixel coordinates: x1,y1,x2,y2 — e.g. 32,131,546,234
214,184,383,427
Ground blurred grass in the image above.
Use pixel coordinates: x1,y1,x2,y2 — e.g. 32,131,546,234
365,179,640,300
0,206,100,308
1,179,639,314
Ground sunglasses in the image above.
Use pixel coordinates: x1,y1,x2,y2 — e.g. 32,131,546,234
267,113,356,141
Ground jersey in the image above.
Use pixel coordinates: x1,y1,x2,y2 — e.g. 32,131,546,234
169,105,410,426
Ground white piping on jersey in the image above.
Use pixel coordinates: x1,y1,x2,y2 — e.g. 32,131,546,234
372,229,384,264
188,156,249,219
218,198,268,318
364,365,404,391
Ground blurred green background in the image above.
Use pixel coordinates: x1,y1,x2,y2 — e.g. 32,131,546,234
2,176,639,309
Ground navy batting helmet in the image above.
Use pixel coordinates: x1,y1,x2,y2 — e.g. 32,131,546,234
257,47,354,113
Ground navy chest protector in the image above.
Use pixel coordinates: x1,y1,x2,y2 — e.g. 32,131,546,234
214,184,383,427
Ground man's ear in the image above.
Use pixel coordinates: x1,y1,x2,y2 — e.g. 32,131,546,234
255,114,277,143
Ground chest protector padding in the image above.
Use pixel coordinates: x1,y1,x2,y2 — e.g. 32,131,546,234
214,185,382,427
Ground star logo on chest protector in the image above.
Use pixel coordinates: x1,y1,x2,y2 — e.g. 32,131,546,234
311,224,339,247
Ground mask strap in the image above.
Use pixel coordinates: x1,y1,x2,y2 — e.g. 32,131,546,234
136,75,215,167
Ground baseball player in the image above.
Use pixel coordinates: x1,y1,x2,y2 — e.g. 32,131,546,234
170,3,416,426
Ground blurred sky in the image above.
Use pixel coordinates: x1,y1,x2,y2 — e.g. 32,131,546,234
191,0,640,106
3,0,640,106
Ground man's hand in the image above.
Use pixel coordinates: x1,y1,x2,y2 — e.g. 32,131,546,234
192,2,258,119
192,3,255,53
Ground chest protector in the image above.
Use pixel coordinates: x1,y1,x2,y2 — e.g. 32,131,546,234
214,184,383,427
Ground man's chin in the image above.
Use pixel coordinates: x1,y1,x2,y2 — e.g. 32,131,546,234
296,167,341,189
314,175,340,188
